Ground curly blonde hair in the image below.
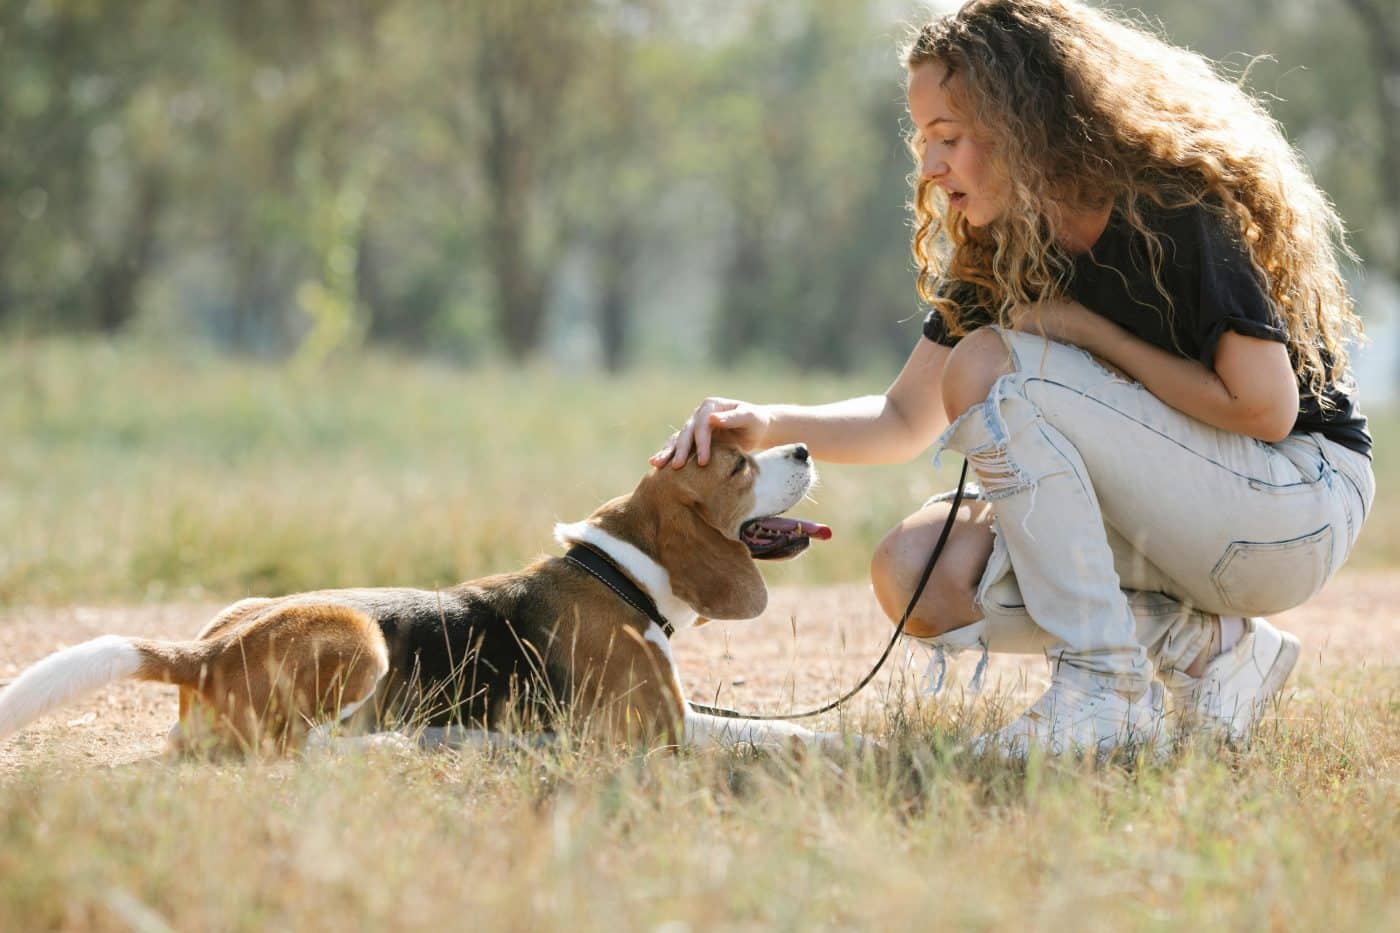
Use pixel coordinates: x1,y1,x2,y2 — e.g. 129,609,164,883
905,0,1362,397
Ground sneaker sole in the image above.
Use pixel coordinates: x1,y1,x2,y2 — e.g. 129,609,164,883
1235,628,1301,743
1260,633,1299,706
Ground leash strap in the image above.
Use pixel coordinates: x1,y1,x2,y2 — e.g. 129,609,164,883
564,543,674,638
687,458,970,721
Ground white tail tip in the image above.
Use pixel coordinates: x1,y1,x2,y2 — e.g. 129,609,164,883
0,635,144,741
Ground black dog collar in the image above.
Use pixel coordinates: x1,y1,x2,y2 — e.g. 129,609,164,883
563,543,674,638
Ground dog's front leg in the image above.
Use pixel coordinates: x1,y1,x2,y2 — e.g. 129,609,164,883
683,709,823,750
683,709,873,754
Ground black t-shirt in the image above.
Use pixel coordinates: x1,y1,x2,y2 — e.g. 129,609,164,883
922,201,1371,457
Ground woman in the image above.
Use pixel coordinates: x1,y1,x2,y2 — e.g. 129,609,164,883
652,0,1372,757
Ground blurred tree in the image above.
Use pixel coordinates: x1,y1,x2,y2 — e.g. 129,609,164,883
436,0,600,360
205,1,395,359
0,0,1391,372
694,0,916,371
350,7,484,354
0,1,183,332
1130,0,1396,282
1342,0,1400,280
572,5,650,373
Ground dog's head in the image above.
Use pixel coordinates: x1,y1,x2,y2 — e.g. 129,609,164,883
572,430,831,622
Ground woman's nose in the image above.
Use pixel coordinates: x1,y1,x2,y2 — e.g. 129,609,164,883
921,153,946,181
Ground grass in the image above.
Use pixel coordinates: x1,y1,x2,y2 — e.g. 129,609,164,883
0,337,950,607
1,336,1396,607
1,337,1397,930
0,678,1396,930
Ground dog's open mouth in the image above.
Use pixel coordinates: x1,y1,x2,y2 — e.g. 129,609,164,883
740,516,832,560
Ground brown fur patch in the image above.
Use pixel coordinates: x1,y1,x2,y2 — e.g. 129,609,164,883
149,604,387,756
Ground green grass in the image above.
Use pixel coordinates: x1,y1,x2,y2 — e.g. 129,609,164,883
0,337,952,606
0,681,1396,931
1,337,1394,607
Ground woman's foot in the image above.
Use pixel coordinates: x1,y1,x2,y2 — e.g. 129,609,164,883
1164,617,1301,743
972,662,1166,759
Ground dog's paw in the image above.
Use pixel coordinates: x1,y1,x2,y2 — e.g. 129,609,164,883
814,731,881,755
306,727,416,755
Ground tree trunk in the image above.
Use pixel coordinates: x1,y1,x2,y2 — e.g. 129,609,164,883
94,170,165,333
480,64,548,360
1344,0,1400,279
714,217,770,363
596,219,638,372
357,224,395,342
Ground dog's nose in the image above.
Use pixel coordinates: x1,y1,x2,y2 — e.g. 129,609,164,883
792,444,810,462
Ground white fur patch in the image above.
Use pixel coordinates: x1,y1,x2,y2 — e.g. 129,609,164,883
682,708,817,748
337,691,375,723
747,445,816,522
0,635,144,739
643,621,674,659
644,621,688,707
553,521,700,631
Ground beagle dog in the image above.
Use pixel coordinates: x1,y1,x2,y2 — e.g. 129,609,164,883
0,434,845,755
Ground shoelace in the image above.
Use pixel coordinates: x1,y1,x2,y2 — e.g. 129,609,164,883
914,637,990,696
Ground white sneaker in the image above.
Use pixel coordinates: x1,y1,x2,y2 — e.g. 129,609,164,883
973,662,1165,759
1165,617,1300,744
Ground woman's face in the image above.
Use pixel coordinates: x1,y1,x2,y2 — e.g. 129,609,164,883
907,62,1005,227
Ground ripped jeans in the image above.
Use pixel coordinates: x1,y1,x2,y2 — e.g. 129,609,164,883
931,328,1374,694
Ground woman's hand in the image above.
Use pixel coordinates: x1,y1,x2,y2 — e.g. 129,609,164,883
1012,299,1298,442
1010,302,1133,379
650,397,772,469
1009,301,1094,345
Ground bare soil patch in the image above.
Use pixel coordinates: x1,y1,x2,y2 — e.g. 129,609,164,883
2,572,1396,771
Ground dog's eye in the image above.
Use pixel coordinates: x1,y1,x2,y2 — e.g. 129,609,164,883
729,456,749,477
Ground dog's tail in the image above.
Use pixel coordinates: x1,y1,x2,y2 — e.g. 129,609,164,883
0,635,212,741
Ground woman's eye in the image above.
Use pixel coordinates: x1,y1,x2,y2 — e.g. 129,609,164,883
941,137,959,148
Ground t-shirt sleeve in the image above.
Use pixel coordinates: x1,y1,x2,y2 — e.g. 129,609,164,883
921,280,983,347
1189,207,1288,368
922,307,955,345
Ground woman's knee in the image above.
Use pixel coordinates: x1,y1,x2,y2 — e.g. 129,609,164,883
870,520,984,639
941,326,1015,423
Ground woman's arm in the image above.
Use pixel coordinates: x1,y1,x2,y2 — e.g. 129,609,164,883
1016,301,1299,442
651,338,954,467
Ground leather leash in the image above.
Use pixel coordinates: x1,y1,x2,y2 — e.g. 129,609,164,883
688,458,970,721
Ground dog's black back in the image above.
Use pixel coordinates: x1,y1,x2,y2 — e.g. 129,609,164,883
366,572,567,730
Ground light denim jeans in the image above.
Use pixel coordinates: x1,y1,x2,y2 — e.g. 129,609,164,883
927,328,1375,694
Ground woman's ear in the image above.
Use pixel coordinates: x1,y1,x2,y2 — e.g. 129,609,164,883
657,499,768,620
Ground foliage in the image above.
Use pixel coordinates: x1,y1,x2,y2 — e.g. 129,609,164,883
1,1,1391,368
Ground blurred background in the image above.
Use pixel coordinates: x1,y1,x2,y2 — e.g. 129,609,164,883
4,0,1397,373
2,0,1396,606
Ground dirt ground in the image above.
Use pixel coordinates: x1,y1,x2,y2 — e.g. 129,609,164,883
2,573,1397,771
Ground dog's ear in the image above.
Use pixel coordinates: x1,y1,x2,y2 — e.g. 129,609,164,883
656,498,767,620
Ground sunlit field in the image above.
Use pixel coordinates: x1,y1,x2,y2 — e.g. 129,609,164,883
1,338,1397,930
0,696,1396,931
0,337,958,606
3,338,1397,607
